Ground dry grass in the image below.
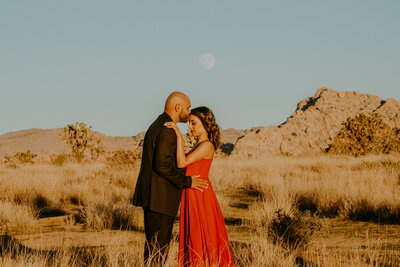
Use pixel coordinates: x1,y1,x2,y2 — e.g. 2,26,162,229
1,153,400,266
0,202,37,232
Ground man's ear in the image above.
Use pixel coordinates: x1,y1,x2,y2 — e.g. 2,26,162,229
175,104,181,113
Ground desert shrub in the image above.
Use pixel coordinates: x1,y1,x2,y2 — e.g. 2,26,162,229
317,199,345,218
106,150,137,168
59,122,104,163
31,194,50,212
28,193,67,218
3,159,17,169
14,150,37,164
11,191,66,219
51,153,70,166
4,150,37,165
78,202,143,231
3,155,17,168
77,203,113,230
295,194,344,218
344,199,400,224
327,113,400,156
295,194,319,214
268,209,321,251
217,143,235,156
11,191,49,210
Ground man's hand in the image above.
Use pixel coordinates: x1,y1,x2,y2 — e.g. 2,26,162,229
190,175,208,192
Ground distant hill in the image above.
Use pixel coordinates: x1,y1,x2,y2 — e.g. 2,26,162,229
0,128,145,158
0,126,247,158
1,88,399,158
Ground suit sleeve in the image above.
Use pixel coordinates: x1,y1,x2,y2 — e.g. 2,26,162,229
153,127,192,189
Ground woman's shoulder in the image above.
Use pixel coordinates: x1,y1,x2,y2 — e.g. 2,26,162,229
195,140,214,158
196,140,214,149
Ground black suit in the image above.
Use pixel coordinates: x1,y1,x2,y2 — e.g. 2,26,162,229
131,112,192,265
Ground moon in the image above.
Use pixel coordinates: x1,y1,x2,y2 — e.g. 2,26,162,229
199,53,216,70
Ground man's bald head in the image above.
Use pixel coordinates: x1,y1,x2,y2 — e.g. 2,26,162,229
164,91,191,123
164,92,189,110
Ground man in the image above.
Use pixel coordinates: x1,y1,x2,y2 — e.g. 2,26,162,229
131,92,208,266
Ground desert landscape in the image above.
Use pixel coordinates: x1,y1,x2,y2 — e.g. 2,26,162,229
1,88,400,266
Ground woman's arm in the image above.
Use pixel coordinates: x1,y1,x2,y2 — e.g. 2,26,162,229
181,141,214,167
164,122,214,168
174,128,187,168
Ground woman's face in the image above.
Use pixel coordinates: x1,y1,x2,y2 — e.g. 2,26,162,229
188,114,206,137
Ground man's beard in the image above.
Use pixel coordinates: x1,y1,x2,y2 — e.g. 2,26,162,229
179,112,189,123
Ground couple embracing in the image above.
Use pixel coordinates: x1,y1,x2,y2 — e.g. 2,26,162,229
131,92,234,266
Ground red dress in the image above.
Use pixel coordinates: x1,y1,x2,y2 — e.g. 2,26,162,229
178,158,234,267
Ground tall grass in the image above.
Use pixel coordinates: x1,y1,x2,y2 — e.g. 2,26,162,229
211,154,400,223
0,153,399,265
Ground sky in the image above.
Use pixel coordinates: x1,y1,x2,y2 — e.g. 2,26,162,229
1,1,399,136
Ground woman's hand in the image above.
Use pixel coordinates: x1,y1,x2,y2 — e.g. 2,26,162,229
164,121,182,137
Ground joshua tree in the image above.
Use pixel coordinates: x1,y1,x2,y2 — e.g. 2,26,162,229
59,122,104,163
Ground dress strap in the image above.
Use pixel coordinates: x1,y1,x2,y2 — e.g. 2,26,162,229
192,140,208,150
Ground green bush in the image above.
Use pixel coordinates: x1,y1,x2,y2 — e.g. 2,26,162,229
327,113,400,156
4,150,37,165
217,143,235,156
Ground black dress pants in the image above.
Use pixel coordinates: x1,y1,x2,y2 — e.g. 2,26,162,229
144,210,175,266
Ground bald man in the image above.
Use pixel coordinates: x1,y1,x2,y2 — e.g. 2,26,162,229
131,92,208,266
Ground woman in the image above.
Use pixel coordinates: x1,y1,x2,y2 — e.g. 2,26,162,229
164,106,234,267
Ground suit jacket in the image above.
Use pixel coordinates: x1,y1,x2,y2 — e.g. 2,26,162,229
131,112,192,217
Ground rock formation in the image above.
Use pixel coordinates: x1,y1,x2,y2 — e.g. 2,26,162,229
233,88,400,156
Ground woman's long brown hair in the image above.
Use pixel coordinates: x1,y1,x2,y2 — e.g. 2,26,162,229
190,106,221,150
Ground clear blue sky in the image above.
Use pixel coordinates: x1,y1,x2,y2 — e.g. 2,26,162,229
1,1,399,136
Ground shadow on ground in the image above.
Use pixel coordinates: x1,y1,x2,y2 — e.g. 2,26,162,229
0,234,107,265
38,207,68,218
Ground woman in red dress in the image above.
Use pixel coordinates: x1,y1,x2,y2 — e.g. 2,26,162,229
165,106,234,267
